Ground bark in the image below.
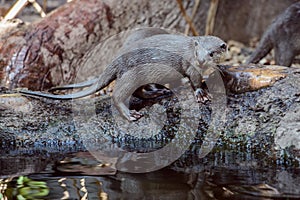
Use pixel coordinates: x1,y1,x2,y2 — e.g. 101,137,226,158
0,0,115,90
0,64,299,157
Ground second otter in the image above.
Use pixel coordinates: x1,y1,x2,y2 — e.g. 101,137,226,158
246,2,300,67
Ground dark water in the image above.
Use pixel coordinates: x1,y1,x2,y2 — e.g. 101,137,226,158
1,149,300,200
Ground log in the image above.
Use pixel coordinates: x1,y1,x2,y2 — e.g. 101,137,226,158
0,64,299,166
0,0,115,90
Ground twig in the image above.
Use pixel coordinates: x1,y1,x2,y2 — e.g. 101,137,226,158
4,0,46,20
205,0,219,35
43,0,47,13
4,0,28,20
176,0,199,36
184,0,201,35
28,0,46,17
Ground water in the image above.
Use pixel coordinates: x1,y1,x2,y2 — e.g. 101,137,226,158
1,148,299,200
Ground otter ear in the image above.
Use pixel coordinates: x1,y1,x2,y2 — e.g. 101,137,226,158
220,43,227,50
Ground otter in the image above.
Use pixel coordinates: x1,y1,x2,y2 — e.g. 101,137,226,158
246,2,300,67
49,28,226,99
48,27,171,96
20,32,227,121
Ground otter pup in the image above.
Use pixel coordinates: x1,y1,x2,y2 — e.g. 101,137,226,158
246,2,300,67
20,34,227,121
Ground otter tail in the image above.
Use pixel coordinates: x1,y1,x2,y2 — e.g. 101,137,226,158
20,66,117,100
48,79,97,92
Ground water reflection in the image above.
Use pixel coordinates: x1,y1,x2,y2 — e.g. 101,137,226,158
1,151,300,200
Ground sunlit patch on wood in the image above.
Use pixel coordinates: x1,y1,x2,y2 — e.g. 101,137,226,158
219,64,287,93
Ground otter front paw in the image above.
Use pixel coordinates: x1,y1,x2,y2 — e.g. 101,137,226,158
195,88,211,103
129,110,143,121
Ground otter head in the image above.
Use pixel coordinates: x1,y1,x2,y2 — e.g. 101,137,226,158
193,36,227,66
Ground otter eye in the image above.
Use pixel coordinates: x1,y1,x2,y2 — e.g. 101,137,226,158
209,52,214,57
220,43,227,49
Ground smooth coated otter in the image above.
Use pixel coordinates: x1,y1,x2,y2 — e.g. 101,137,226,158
20,31,227,121
48,28,172,97
246,2,300,67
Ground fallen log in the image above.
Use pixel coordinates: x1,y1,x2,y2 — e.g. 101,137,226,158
0,0,115,90
0,64,299,169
